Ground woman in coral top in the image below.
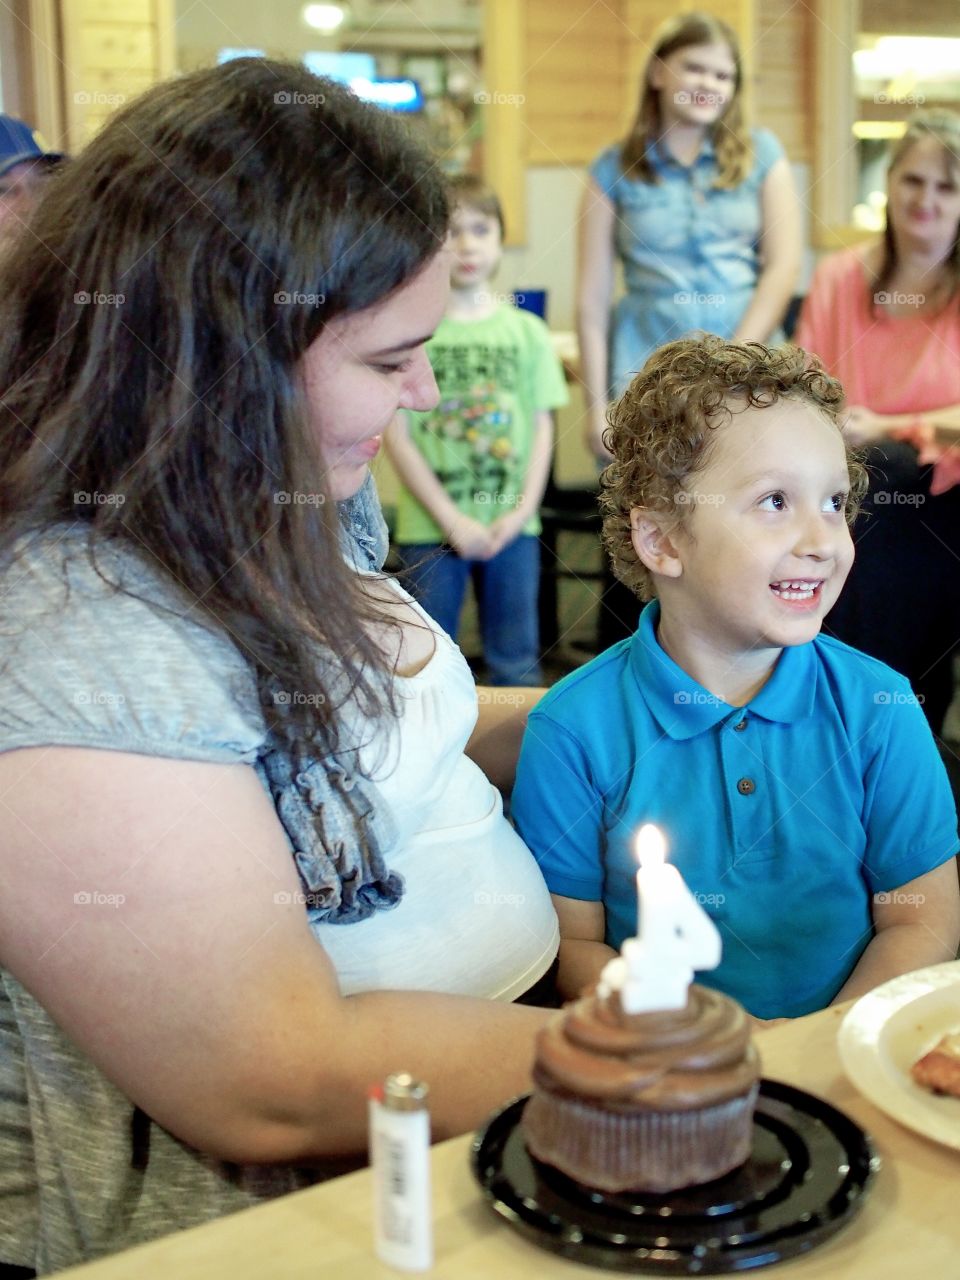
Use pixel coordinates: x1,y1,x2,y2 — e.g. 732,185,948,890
796,109,960,734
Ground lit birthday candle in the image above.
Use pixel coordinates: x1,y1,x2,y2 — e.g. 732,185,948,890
599,823,721,1013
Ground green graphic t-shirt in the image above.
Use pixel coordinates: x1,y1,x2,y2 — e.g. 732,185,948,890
394,304,569,543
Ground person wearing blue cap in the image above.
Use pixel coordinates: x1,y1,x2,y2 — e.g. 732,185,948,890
0,114,64,240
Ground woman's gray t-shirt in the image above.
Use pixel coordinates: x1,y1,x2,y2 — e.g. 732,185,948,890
0,481,394,1273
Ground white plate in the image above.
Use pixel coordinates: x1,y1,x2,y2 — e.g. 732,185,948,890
838,960,960,1150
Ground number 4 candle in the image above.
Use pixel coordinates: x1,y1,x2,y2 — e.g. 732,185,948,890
598,823,722,1014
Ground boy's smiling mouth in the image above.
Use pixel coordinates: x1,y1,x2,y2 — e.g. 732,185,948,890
769,578,824,603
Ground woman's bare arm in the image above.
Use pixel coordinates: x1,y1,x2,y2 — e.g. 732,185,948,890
0,747,550,1165
576,179,617,461
732,157,802,343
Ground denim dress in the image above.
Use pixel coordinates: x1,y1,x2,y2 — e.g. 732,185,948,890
590,128,785,397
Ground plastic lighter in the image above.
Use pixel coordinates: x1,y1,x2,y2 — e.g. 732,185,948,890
369,1072,433,1271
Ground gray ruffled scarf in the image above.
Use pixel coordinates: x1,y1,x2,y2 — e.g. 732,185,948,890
259,475,404,926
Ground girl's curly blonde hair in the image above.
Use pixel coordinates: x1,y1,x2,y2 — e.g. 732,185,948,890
599,336,868,600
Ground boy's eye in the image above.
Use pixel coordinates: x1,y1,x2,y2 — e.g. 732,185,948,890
823,492,847,513
758,492,786,511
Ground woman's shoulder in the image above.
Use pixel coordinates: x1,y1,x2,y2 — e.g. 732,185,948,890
0,526,265,763
589,142,627,196
811,243,876,292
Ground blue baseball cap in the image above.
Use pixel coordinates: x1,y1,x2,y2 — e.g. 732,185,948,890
0,114,64,179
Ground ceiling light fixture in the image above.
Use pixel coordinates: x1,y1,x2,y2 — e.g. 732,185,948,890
302,4,347,34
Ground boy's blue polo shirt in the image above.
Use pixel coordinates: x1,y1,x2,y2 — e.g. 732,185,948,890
513,602,958,1019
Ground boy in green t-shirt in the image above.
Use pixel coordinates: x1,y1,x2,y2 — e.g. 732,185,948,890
385,174,568,685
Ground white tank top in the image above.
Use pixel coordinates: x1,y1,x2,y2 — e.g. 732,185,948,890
311,580,559,1000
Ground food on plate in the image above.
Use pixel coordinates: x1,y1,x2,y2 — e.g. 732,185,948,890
911,1032,960,1097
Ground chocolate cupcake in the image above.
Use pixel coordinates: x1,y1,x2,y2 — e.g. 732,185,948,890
522,984,760,1193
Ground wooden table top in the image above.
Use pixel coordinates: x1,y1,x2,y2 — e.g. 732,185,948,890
59,1002,958,1278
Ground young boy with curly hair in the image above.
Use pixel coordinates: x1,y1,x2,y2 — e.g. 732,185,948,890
513,335,960,1020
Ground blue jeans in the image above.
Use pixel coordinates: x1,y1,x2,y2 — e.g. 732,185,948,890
397,535,542,685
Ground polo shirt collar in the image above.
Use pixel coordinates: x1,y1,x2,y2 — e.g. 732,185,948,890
628,601,818,739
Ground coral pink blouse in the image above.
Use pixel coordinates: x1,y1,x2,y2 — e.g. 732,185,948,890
796,246,960,494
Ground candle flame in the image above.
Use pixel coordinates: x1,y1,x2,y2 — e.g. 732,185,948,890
635,823,667,868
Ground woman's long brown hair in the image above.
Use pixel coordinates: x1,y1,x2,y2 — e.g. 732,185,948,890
620,11,751,190
0,58,448,764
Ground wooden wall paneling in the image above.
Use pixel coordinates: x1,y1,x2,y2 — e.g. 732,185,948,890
809,0,857,246
61,0,176,150
755,0,809,164
26,0,66,149
0,0,66,149
482,0,525,243
861,0,960,36
523,0,630,167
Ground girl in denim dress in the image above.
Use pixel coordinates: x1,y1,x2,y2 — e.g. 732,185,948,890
577,10,800,462
577,11,801,646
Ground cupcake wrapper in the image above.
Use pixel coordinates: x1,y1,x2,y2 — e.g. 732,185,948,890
522,1082,759,1194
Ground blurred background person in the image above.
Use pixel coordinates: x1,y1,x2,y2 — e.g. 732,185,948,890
797,109,960,736
576,10,800,647
0,114,64,244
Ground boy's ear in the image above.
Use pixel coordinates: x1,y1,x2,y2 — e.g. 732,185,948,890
630,508,683,580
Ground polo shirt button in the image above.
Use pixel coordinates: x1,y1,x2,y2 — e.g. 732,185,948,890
734,719,747,731
737,777,756,795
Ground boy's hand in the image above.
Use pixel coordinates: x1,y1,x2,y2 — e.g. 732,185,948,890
488,511,526,552
448,516,497,561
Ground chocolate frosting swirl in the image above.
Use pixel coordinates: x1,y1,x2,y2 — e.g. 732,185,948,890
533,984,759,1111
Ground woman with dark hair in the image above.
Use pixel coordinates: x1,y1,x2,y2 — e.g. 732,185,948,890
797,109,960,734
577,10,800,646
0,59,558,1274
